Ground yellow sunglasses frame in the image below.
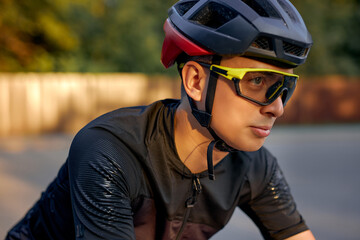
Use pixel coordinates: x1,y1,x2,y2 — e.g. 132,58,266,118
207,64,299,80
197,62,299,106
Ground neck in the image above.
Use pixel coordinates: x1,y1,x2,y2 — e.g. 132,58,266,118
174,99,228,174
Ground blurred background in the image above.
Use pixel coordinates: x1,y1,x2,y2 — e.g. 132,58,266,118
0,0,359,239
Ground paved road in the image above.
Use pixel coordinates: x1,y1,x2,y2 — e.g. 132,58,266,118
1,124,359,239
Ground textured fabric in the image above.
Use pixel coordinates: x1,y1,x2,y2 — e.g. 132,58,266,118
6,99,308,240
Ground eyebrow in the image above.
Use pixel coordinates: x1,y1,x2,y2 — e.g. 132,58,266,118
239,71,280,78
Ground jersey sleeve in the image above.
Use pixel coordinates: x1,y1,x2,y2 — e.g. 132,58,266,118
68,127,140,239
238,148,309,239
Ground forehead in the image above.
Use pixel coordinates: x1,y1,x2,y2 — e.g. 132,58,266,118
221,56,294,74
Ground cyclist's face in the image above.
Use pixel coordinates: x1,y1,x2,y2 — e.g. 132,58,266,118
210,56,293,151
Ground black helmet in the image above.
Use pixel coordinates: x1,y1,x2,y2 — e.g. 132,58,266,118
161,0,312,68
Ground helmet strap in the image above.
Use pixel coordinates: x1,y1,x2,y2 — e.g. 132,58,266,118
187,55,222,128
186,55,237,180
204,55,222,120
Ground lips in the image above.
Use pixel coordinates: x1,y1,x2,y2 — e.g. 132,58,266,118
250,126,272,138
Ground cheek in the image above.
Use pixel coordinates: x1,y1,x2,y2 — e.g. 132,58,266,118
211,80,265,151
212,79,241,123
211,80,246,139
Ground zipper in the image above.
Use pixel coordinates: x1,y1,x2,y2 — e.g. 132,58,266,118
176,175,202,240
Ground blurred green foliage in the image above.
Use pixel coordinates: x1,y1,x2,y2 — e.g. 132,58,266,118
0,0,359,76
293,0,360,76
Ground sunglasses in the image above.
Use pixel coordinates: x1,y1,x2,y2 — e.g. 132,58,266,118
197,62,299,106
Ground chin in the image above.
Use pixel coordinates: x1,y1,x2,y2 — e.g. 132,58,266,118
238,145,263,152
228,139,265,152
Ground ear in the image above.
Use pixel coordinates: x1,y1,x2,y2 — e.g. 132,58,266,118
181,61,208,102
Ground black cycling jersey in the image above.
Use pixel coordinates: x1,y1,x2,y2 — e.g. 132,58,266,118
6,99,308,240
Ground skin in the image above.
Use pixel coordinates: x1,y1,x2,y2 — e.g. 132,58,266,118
174,56,289,171
174,56,315,239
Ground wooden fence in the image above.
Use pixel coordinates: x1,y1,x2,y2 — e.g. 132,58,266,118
0,73,359,137
278,76,360,125
0,73,180,136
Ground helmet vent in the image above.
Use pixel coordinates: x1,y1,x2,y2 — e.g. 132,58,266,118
190,2,238,29
283,41,308,57
277,0,299,23
175,1,199,16
241,0,281,19
251,37,273,51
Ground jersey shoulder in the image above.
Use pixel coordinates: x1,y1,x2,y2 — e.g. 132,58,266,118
80,99,179,147
240,147,278,199
67,99,180,195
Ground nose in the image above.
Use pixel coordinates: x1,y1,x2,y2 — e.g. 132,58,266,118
260,96,284,118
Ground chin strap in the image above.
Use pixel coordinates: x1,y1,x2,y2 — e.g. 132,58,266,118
206,129,236,180
206,140,217,180
186,55,237,180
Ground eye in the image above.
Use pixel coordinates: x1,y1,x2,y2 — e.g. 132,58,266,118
250,77,264,85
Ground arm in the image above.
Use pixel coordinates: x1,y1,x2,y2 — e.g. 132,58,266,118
285,230,315,240
68,128,139,239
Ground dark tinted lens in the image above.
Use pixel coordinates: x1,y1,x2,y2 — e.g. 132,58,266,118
282,76,297,105
266,80,283,100
240,72,284,103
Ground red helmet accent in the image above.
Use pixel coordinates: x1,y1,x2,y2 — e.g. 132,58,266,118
161,19,213,68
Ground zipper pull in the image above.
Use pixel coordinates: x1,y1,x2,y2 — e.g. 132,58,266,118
185,176,202,208
193,176,202,194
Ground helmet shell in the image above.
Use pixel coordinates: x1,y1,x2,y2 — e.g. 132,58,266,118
161,0,313,68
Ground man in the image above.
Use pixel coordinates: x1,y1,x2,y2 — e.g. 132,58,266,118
7,0,315,239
